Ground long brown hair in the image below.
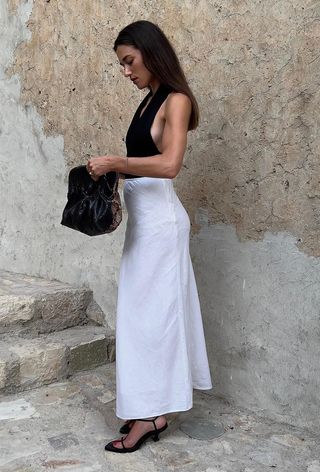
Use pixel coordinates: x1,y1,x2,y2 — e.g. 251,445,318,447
114,20,199,130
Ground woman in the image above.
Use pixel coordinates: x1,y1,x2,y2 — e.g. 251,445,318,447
87,20,212,453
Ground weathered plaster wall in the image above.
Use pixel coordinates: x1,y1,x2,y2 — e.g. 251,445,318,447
0,0,124,326
1,0,320,431
6,0,320,256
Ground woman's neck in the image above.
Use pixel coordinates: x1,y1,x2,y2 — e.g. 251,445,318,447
149,80,161,95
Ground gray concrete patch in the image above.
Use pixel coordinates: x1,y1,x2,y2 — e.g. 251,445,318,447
48,432,79,450
192,224,320,433
179,416,225,440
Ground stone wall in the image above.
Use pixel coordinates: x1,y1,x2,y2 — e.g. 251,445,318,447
1,0,320,432
6,0,320,256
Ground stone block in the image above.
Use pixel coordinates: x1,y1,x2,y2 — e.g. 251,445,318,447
4,358,20,393
47,325,114,374
0,347,20,392
0,295,36,333
32,289,91,334
85,299,106,326
0,270,94,335
9,340,67,390
68,336,108,373
0,322,115,393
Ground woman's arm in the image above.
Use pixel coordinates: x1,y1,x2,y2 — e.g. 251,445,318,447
87,93,192,179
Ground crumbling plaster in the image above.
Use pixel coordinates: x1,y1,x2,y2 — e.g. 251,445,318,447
7,0,320,256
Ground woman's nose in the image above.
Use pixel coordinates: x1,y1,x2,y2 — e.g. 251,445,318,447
123,64,132,77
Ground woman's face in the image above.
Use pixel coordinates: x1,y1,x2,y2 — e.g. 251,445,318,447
115,45,153,89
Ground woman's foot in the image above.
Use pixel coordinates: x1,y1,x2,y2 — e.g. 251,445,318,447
105,415,167,452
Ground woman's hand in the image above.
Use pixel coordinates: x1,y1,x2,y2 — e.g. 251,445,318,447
86,156,116,180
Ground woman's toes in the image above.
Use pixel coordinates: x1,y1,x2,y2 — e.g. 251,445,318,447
112,437,126,449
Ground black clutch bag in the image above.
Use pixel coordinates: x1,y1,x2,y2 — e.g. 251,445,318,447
61,165,122,236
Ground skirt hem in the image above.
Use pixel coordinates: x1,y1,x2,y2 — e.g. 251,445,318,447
193,384,213,390
116,402,193,420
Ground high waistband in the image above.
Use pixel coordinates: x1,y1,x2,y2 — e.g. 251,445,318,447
124,174,142,179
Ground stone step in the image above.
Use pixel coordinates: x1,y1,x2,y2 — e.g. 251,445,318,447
0,325,115,394
0,270,104,336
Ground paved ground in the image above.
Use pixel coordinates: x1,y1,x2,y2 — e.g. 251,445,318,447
0,363,319,472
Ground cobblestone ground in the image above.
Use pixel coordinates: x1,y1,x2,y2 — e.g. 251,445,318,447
0,363,319,472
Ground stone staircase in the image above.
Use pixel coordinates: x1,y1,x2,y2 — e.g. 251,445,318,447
0,270,115,394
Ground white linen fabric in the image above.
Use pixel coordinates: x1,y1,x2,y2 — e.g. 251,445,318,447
116,177,212,420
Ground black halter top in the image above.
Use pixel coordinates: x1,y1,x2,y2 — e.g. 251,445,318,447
124,83,172,178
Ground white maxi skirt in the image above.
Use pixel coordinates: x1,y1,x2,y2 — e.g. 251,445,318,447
116,177,212,420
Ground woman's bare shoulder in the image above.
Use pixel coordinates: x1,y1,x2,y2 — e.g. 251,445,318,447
167,91,191,106
165,92,192,119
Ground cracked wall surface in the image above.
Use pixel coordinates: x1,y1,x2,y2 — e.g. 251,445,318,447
7,0,320,256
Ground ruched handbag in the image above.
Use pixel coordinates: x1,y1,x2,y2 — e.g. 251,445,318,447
61,165,122,236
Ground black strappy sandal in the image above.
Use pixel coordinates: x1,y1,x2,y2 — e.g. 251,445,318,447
119,419,135,434
105,416,168,453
